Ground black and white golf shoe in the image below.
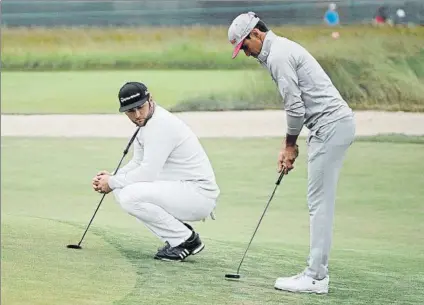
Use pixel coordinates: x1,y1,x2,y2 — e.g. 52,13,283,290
156,223,194,253
154,231,205,262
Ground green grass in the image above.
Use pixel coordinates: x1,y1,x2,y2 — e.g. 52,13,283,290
2,136,424,305
1,70,261,114
2,25,424,70
2,25,424,113
2,68,424,114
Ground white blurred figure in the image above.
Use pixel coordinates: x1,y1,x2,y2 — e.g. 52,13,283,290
394,8,407,26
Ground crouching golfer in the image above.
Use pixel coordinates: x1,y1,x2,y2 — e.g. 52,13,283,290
92,81,220,261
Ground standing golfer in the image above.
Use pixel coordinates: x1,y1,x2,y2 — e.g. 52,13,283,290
92,81,220,261
228,12,356,293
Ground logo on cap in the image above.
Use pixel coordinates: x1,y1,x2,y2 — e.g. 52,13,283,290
120,92,141,103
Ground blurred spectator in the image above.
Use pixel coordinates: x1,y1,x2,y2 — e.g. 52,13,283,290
394,8,407,26
324,3,340,26
373,5,390,25
324,3,340,39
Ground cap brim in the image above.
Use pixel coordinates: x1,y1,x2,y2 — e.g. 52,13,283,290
119,96,149,112
232,40,244,59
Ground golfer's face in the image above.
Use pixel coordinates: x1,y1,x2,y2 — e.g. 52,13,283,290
126,103,150,126
241,35,262,58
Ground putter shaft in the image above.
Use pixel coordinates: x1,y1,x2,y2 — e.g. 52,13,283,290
235,171,285,274
70,127,141,248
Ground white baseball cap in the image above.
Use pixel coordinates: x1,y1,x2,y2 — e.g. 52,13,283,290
228,12,260,59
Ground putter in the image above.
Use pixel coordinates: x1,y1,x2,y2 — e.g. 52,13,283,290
66,126,141,250
225,170,285,280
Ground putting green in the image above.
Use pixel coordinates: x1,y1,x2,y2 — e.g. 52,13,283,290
1,215,136,305
2,136,424,305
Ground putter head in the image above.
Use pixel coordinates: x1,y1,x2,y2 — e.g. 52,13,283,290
225,273,241,280
66,244,82,250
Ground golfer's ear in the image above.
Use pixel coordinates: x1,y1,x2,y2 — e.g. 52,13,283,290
251,29,260,38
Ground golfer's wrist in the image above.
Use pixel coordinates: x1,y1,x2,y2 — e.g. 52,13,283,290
285,134,298,147
108,176,117,190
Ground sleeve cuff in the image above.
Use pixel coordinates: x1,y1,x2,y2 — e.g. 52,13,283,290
286,114,304,135
108,175,125,190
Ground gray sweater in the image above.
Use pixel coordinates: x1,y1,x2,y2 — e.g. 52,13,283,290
257,31,353,135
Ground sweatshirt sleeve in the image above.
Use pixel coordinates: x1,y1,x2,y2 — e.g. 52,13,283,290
108,122,177,189
269,52,305,135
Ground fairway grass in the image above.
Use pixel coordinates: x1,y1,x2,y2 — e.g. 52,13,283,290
2,137,424,305
3,68,424,114
1,70,264,114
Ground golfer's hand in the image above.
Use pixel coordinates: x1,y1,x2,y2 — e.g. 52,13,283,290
96,170,111,176
92,172,111,193
96,174,112,194
92,175,101,192
278,145,299,174
92,170,111,191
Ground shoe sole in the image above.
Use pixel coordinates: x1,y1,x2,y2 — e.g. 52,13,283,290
191,242,205,255
274,287,328,294
154,257,184,262
153,243,205,262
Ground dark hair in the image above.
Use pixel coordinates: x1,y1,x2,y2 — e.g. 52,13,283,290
245,20,269,40
254,20,269,32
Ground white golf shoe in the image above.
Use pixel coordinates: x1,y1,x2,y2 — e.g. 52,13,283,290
274,272,329,294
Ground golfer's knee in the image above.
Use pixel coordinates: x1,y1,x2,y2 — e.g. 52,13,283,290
118,190,155,221
135,202,162,222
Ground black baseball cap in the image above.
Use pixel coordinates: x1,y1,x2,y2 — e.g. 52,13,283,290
118,82,150,112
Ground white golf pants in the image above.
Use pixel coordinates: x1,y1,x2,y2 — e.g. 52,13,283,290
112,180,217,247
305,115,356,280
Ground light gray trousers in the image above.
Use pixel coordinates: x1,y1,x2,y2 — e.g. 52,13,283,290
112,181,216,247
304,115,356,280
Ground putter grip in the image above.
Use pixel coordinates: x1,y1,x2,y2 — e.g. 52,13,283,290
123,127,141,154
276,171,284,185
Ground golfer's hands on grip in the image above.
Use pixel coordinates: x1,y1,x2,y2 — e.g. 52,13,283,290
92,170,112,194
277,144,299,174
